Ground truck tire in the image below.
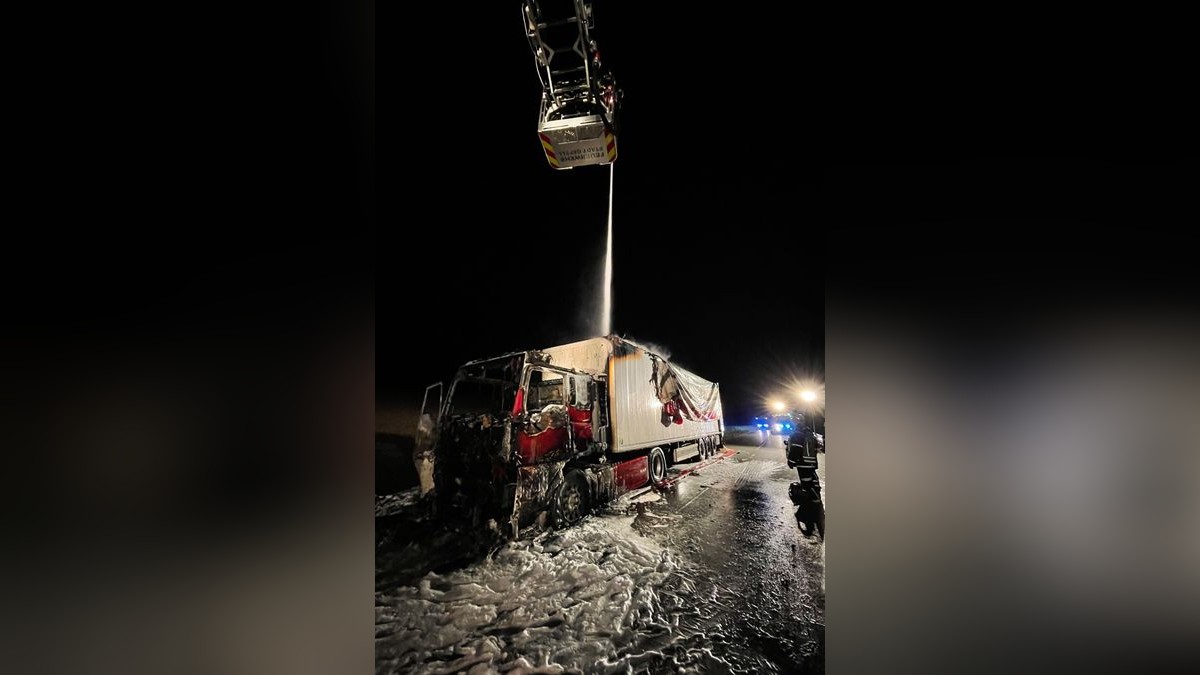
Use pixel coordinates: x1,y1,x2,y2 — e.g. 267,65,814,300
554,470,591,527
648,447,667,487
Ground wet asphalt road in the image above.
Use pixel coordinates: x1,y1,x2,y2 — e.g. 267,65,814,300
630,431,826,672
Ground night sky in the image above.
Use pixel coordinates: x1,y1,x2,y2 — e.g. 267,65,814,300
380,3,827,422
379,3,1193,422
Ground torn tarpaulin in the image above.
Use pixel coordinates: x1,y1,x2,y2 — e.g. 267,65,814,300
649,356,721,423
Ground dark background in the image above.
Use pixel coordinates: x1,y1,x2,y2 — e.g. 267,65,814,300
379,2,1194,425
380,2,832,425
3,2,1190,501
2,8,1189,460
1,4,1194,675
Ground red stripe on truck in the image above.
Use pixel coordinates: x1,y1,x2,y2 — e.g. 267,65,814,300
613,455,648,491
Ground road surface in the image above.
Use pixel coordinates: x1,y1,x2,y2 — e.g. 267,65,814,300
375,430,825,673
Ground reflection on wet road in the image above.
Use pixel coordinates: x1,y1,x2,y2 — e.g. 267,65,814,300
629,434,825,672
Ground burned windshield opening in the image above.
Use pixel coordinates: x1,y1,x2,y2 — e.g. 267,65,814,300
447,355,523,416
448,378,517,416
448,379,501,416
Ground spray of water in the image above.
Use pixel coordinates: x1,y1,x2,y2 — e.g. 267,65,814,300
602,163,614,336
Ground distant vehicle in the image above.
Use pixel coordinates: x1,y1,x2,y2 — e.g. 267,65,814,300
754,415,795,433
522,0,621,169
413,336,724,538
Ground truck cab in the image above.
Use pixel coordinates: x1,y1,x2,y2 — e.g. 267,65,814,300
415,351,608,536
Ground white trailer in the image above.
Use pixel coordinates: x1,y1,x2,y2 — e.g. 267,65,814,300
543,337,723,458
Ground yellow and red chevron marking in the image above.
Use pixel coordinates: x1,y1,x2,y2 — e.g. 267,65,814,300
604,130,617,162
538,132,560,168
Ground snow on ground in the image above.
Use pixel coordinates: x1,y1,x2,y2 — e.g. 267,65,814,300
376,514,695,674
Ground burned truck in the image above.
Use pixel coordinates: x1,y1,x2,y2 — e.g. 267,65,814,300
413,336,724,537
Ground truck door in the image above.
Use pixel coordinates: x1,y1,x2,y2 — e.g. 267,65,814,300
413,382,442,495
567,374,594,442
516,366,570,464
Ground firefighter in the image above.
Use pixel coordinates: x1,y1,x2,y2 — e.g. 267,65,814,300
787,414,825,539
786,414,819,481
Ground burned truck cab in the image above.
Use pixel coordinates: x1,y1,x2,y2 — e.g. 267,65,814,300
420,349,608,537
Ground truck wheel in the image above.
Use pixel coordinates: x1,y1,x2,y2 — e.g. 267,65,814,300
648,447,667,487
555,470,590,527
